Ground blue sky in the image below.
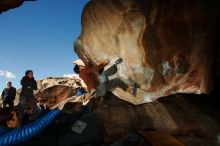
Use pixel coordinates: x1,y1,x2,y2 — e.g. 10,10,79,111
0,0,89,91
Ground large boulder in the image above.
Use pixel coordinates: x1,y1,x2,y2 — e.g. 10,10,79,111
92,93,220,144
75,0,220,104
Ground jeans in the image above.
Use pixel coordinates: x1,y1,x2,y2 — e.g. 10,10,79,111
96,64,128,97
18,96,41,119
3,100,14,110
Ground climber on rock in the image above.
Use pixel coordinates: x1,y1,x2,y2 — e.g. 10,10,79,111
1,82,16,110
18,70,41,120
73,58,134,99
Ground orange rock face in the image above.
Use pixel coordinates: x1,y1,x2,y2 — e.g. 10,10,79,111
75,0,218,104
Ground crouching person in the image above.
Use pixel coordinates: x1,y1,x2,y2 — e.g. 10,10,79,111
18,70,41,120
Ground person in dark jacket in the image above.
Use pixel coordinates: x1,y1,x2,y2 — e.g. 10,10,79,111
18,70,41,120
1,82,16,110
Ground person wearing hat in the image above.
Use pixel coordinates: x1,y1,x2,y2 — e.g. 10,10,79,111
1,82,16,110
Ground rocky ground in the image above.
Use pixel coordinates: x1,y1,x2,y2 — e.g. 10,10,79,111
20,91,220,146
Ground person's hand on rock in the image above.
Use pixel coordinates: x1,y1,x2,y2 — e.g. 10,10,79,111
102,59,109,65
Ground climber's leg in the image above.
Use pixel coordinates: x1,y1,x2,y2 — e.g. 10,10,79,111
96,78,129,97
108,78,129,91
27,96,41,119
108,78,139,97
97,64,118,97
96,81,108,97
18,96,27,119
101,64,118,77
101,58,123,78
96,58,125,97
97,64,118,96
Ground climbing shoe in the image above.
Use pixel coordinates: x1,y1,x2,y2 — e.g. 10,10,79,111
115,57,123,65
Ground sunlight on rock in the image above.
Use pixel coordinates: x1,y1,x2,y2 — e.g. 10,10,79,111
75,0,216,104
